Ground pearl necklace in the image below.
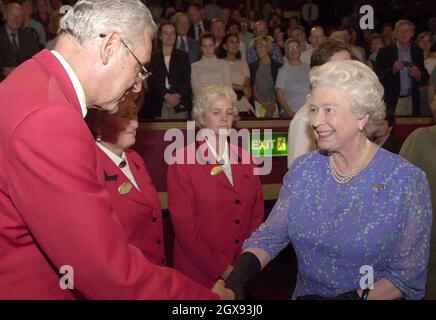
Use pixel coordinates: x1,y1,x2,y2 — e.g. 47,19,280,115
329,139,371,184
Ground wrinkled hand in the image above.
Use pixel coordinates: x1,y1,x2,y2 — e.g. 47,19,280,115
408,65,422,79
211,279,235,300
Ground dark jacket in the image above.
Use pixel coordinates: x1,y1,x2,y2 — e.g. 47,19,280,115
375,44,429,115
145,48,192,118
0,25,40,81
187,19,211,40
248,58,282,90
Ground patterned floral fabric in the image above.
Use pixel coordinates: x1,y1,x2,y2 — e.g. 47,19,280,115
244,148,432,299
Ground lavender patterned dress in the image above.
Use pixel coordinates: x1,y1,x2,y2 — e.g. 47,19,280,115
244,148,432,299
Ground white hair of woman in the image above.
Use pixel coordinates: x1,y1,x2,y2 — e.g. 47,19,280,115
192,85,239,128
59,0,156,47
308,60,386,135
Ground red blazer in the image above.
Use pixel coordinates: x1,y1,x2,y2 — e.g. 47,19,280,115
0,50,218,299
97,147,166,266
167,142,264,288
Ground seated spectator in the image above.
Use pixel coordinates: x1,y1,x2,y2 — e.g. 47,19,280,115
288,25,312,64
239,17,254,52
276,38,310,118
172,12,199,63
204,0,221,21
188,3,210,41
22,0,46,46
418,31,436,116
287,39,352,168
217,33,254,117
268,13,282,31
272,25,286,56
219,7,231,28
286,16,300,35
146,22,192,119
371,109,401,154
375,19,429,116
249,35,282,118
210,18,226,47
0,2,40,81
85,94,166,267
226,19,246,60
307,26,326,55
367,33,386,70
33,0,54,41
330,28,365,62
191,33,231,98
400,104,436,299
381,22,395,46
247,20,283,64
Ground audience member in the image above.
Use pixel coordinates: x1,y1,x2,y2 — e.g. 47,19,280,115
249,35,282,118
191,33,231,98
367,33,386,70
22,0,46,46
188,3,210,41
147,22,192,119
173,12,199,63
0,2,40,81
247,20,283,64
371,109,401,154
217,33,254,117
375,19,429,116
276,38,310,118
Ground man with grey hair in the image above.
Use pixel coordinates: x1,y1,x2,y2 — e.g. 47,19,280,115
0,0,232,300
0,2,40,81
375,19,429,116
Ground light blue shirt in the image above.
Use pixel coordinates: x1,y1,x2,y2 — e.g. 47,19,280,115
275,62,310,112
397,43,412,96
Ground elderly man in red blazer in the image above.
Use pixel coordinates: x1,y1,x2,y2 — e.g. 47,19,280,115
0,0,232,300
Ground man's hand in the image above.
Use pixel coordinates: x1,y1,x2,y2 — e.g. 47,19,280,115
393,59,404,73
408,65,422,79
211,279,235,300
164,93,181,107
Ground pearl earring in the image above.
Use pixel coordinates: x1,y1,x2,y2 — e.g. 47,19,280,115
96,135,102,142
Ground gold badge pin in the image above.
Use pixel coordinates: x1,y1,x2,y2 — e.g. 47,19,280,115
118,181,133,195
211,166,223,176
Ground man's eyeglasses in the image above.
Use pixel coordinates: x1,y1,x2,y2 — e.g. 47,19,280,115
99,34,151,82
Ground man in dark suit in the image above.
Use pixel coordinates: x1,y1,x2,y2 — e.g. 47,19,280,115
0,2,40,81
375,19,429,115
173,12,199,63
187,3,210,42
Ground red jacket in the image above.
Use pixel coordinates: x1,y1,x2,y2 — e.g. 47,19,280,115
0,49,218,299
97,147,166,266
167,142,264,288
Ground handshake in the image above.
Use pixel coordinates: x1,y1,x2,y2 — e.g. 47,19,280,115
210,252,262,300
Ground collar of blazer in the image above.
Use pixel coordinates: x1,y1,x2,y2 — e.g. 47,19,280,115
33,50,83,116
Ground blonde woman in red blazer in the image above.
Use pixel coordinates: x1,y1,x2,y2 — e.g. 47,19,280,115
167,85,265,288
87,96,166,267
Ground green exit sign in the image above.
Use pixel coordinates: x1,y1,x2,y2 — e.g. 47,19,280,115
250,132,288,157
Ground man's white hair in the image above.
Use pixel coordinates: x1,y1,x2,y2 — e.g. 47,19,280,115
59,0,156,47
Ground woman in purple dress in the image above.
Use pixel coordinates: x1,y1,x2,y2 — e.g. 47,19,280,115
225,60,432,300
